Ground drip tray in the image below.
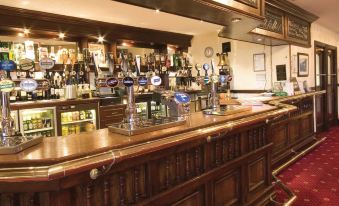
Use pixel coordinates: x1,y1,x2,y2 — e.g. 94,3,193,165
108,117,187,136
203,105,252,116
0,136,43,155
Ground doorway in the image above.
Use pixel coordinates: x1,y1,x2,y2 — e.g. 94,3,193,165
314,41,338,131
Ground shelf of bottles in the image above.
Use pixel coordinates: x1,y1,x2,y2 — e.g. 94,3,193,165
60,110,96,136
19,107,56,138
0,38,93,103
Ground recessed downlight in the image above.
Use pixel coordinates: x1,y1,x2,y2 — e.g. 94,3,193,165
231,18,242,23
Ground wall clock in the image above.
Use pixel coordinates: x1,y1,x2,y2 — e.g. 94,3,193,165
204,47,214,58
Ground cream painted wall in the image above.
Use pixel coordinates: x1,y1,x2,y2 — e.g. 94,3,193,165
189,32,272,90
189,21,339,91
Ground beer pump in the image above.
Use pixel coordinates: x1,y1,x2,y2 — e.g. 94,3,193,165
202,53,247,116
0,60,42,154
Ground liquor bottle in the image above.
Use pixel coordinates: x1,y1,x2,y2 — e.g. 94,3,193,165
54,80,60,99
50,79,55,99
37,90,43,100
32,90,38,101
16,89,20,102
27,116,33,130
44,72,51,99
80,111,85,120
23,117,28,131
49,46,56,61
10,90,16,102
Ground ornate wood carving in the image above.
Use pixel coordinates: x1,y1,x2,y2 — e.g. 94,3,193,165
287,15,310,41
235,0,258,8
259,7,284,34
0,121,274,206
271,96,315,166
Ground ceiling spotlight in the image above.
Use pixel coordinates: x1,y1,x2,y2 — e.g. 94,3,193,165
257,38,263,42
98,36,104,42
59,33,65,39
155,9,160,13
122,42,128,46
23,29,30,34
18,33,24,37
231,18,242,23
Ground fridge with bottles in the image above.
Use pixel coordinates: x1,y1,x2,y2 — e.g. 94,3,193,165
57,102,98,136
19,107,57,137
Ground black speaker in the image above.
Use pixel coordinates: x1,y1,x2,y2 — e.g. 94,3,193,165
222,42,231,53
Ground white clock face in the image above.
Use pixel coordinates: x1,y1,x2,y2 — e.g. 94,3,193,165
204,47,214,58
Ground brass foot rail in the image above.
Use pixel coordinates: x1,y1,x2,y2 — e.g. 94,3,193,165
270,136,327,206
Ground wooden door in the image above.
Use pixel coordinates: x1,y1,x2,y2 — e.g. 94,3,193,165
314,41,338,131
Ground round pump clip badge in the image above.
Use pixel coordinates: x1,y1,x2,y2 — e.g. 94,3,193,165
20,78,38,92
122,77,134,87
39,58,55,70
106,77,119,88
19,58,35,71
202,63,210,71
0,79,15,92
174,92,190,104
138,76,148,86
0,60,16,71
151,76,162,86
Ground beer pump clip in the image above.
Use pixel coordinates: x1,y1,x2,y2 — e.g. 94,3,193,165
202,63,210,84
0,60,42,154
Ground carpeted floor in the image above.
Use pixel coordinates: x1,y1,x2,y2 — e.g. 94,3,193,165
275,126,339,206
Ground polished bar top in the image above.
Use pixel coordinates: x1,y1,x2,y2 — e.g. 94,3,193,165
0,91,324,181
0,104,275,166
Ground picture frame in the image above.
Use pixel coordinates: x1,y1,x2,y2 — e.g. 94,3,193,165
253,53,266,72
297,53,309,77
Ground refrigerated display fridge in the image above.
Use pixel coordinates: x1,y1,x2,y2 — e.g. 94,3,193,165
57,102,98,136
135,102,148,119
19,107,57,137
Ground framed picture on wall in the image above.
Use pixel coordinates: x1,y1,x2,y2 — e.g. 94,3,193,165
297,53,309,77
253,53,265,72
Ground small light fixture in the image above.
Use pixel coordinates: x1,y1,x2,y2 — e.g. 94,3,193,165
23,29,30,34
200,19,204,23
98,36,104,43
155,9,160,13
59,33,65,39
231,18,242,23
18,33,24,37
121,42,128,46
257,38,263,42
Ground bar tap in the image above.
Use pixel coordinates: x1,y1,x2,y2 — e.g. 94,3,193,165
0,60,42,154
217,52,240,105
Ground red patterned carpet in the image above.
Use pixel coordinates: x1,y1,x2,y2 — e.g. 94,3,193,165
275,126,339,206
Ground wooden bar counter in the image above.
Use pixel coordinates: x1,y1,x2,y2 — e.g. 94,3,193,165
0,91,324,206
